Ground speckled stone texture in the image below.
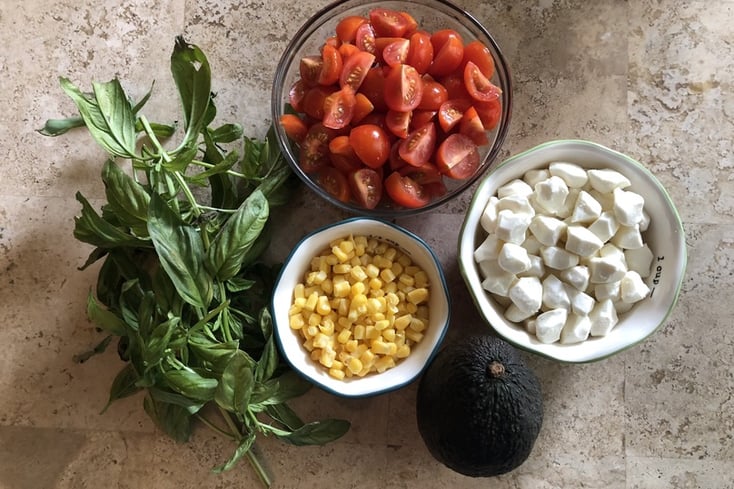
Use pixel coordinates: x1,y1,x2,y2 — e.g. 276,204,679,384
1,0,733,488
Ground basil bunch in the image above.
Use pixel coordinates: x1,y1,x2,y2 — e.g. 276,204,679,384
41,37,349,487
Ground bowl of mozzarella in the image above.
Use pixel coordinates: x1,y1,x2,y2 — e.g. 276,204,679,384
458,140,686,362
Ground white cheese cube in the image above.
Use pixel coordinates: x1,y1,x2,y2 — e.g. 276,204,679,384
498,179,534,199
613,188,645,226
529,215,567,246
620,270,650,303
508,276,543,314
525,319,537,335
541,246,580,270
588,189,615,211
521,235,543,255
589,299,619,337
565,225,605,257
611,224,644,249
556,187,580,219
524,169,551,187
560,314,591,344
480,261,517,297
588,211,619,242
474,234,502,263
588,255,627,284
571,190,603,223
497,195,535,216
505,303,535,323
594,281,621,302
613,300,635,314
542,274,571,310
639,210,651,232
567,287,596,316
587,168,631,193
625,245,654,277
479,196,500,233
496,209,532,244
599,243,627,263
518,254,546,278
549,161,589,188
560,265,590,291
498,242,532,274
535,308,568,344
534,176,570,215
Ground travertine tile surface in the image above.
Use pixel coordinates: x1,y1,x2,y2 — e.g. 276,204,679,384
1,0,733,488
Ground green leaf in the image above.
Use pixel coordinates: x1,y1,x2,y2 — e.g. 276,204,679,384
147,194,213,308
59,77,137,158
74,192,151,249
102,363,141,413
101,159,150,237
187,332,239,371
144,318,179,368
170,37,212,151
212,431,256,473
37,116,85,136
187,150,239,185
87,292,128,336
255,310,278,382
214,350,255,414
163,368,218,402
143,393,192,443
210,123,243,144
72,335,113,364
264,403,305,431
274,419,351,446
148,387,205,414
207,190,268,281
251,370,311,406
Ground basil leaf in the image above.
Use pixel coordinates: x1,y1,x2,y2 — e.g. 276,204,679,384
163,368,218,402
74,192,151,249
86,292,128,336
251,370,311,406
274,419,351,446
215,350,255,414
101,159,150,237
170,37,211,151
59,77,137,158
73,335,113,364
37,116,85,136
265,403,305,431
143,393,192,443
212,431,256,474
148,194,213,308
144,318,179,368
149,387,205,414
210,123,243,144
207,190,268,281
187,332,238,371
102,363,141,413
187,149,239,184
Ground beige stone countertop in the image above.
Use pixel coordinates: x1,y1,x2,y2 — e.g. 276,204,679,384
1,0,733,488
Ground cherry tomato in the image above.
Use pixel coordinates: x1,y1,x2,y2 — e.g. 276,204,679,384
359,66,388,111
302,86,333,120
398,122,436,167
384,64,424,112
440,72,471,100
318,167,351,202
355,22,377,53
340,51,375,91
389,142,409,171
349,168,383,209
322,86,356,130
461,40,495,78
438,98,471,132
318,44,343,86
474,98,502,130
335,15,367,43
299,123,334,173
385,171,430,208
424,180,448,198
464,61,502,102
385,109,412,139
352,92,375,124
279,114,308,143
399,161,443,184
338,42,361,61
288,79,307,112
417,79,448,110
410,109,437,130
350,124,390,168
382,38,410,67
299,56,323,87
435,133,480,179
459,106,488,146
328,135,362,173
399,11,419,36
429,29,464,77
369,8,412,37
406,31,434,74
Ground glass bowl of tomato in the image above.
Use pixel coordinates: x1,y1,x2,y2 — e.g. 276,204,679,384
272,0,512,216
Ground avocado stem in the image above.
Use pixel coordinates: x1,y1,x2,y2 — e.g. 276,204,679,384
488,361,505,378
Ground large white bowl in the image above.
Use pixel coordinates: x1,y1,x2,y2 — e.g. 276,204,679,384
272,217,451,397
458,140,686,363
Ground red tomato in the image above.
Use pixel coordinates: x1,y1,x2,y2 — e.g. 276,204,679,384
302,86,333,120
359,66,388,111
399,11,419,36
438,98,471,132
349,168,383,209
279,114,308,143
399,161,443,184
318,44,343,86
299,56,323,87
385,172,430,208
369,8,412,37
288,79,307,112
335,15,367,43
340,51,376,91
464,61,502,102
424,180,448,198
328,135,362,173
389,142,409,171
435,133,480,179
299,123,334,173
338,42,361,61
385,109,412,138
440,73,471,100
382,38,410,67
398,122,436,167
459,106,488,146
474,98,502,130
355,22,377,53
406,31,434,74
461,40,495,78
318,167,351,202
322,86,356,129
350,124,390,168
352,92,375,124
428,29,464,77
417,79,448,110
410,109,437,130
384,64,424,112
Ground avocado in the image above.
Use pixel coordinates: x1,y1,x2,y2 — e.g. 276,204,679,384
416,334,543,477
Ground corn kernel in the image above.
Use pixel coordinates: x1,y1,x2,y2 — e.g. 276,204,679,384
294,283,306,299
304,291,318,311
289,314,305,330
405,330,424,343
353,324,365,340
398,255,412,267
365,325,380,340
382,328,396,342
409,317,426,332
375,356,396,373
337,328,352,344
407,287,429,305
396,344,411,358
320,348,336,368
394,314,412,331
320,318,335,336
332,245,349,263
347,357,363,374
329,367,346,380
316,295,331,315
350,265,368,282
371,339,392,355
398,273,415,288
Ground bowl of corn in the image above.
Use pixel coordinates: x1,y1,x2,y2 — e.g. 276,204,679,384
271,217,451,398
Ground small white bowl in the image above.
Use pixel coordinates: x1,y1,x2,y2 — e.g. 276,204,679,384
458,140,686,363
272,217,451,397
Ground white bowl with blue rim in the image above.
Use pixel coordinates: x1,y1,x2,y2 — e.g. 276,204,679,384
272,217,451,397
458,140,687,363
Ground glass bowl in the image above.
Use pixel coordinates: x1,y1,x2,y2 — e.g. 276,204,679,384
271,0,512,217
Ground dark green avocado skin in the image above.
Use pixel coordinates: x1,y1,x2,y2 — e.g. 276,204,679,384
416,334,543,477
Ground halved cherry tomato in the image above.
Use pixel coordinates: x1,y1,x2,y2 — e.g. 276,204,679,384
335,15,367,43
338,42,361,61
440,72,471,100
424,180,448,198
398,122,436,167
429,29,464,77
370,8,412,37
352,92,375,124
474,98,502,130
328,135,362,173
410,109,437,130
389,142,409,171
385,109,412,139
355,22,377,53
302,86,333,120
417,79,448,110
461,40,495,78
299,56,323,87
318,44,343,86
340,51,375,91
382,38,410,67
384,64,424,112
399,161,443,184
435,133,480,179
438,98,471,132
406,31,434,74
318,167,351,202
399,11,419,36
385,171,430,208
359,66,388,111
464,61,502,102
288,79,308,112
349,168,383,209
299,123,334,173
279,114,308,143
323,86,356,129
350,124,390,168
459,106,488,146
